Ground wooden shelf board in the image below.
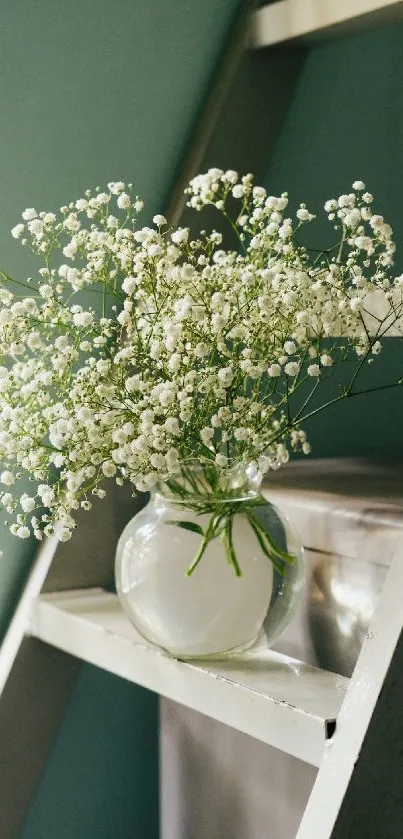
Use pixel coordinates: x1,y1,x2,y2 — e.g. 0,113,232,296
253,0,403,48
29,588,348,767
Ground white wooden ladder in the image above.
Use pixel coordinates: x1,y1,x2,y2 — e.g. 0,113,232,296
1,461,403,838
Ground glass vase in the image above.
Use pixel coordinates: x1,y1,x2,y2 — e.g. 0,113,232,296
115,465,304,658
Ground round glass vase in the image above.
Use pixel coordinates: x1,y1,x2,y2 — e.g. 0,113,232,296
115,467,304,659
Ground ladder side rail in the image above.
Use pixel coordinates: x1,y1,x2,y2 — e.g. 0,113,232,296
296,539,403,838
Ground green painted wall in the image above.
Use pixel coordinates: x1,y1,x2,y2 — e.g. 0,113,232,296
5,6,403,836
0,1,242,836
21,666,159,839
264,20,403,458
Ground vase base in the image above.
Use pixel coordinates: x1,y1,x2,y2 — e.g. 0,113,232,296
161,628,268,662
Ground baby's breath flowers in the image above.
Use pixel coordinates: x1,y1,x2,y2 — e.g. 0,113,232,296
0,171,402,561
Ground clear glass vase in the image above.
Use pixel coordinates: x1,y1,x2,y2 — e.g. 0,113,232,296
115,465,304,658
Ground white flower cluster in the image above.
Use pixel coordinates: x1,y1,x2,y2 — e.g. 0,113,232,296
1,172,402,540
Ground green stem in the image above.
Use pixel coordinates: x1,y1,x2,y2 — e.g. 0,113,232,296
222,517,242,577
245,513,286,574
186,532,211,576
249,512,296,565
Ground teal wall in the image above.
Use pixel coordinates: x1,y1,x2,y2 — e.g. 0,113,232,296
0,0,241,635
264,20,403,458
21,666,159,839
0,1,241,836
4,6,403,836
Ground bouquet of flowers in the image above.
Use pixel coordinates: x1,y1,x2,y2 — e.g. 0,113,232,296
0,169,402,573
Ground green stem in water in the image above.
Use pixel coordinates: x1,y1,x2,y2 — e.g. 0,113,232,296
186,531,212,576
245,513,285,575
166,498,296,578
221,516,242,577
248,512,296,566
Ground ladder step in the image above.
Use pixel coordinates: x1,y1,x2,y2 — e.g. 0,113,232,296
252,0,403,49
29,589,348,766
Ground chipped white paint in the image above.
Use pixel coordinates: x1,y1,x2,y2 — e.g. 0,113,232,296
29,589,348,766
253,0,403,47
0,536,58,695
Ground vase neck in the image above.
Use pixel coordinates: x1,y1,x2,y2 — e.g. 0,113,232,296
153,462,262,504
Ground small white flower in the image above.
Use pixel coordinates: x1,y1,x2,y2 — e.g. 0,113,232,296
338,194,354,208
343,209,361,228
320,354,333,366
307,364,320,377
296,208,314,222
1,471,15,486
165,417,180,435
28,219,44,238
108,181,125,195
153,214,167,226
11,224,25,239
171,228,189,245
232,184,244,199
168,353,181,373
54,523,72,542
63,213,80,232
352,180,365,190
39,284,53,299
217,367,234,387
234,427,249,441
52,453,65,468
148,243,163,258
63,241,77,259
354,235,373,252
284,362,300,376
122,276,136,295
159,389,174,407
102,461,116,477
117,193,131,209
369,214,384,230
267,364,281,377
253,186,266,202
350,297,362,312
200,427,214,445
72,311,93,327
284,340,296,355
22,208,37,220
16,525,30,539
20,494,36,513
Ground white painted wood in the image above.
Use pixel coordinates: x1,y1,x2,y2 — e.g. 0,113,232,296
253,0,403,48
295,541,403,838
28,588,348,767
0,536,58,696
263,460,403,566
3,461,403,834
